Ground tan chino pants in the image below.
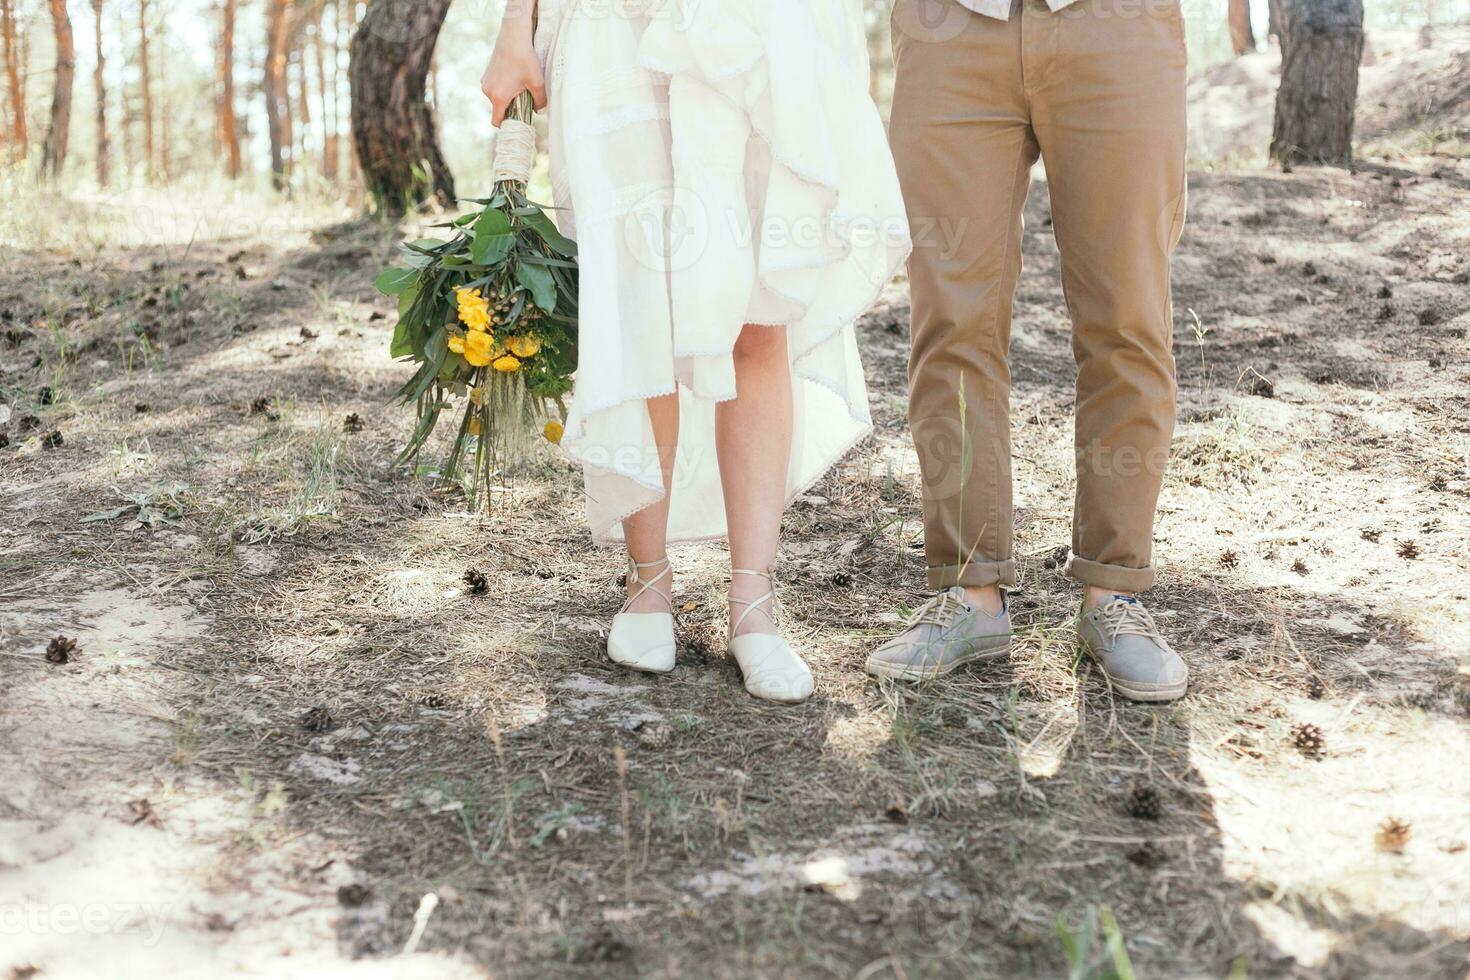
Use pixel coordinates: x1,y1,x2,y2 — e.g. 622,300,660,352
890,0,1188,593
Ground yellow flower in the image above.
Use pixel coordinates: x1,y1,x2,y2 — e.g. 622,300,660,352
492,354,521,373
447,333,466,355
456,287,493,332
463,330,494,367
507,335,541,358
543,420,564,445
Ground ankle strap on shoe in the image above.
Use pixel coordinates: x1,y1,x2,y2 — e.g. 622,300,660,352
730,568,777,636
623,556,673,613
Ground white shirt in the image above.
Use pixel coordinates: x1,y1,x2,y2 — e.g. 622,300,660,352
956,0,1081,18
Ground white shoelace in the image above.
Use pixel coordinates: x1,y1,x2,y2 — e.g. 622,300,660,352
1097,597,1162,642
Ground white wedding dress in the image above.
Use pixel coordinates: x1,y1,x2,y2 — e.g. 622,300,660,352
535,0,910,544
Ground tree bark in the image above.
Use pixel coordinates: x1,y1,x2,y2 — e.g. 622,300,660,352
313,1,333,180
138,0,154,180
342,0,360,185
158,31,171,180
219,0,241,177
1271,0,1364,166
292,45,308,178
1228,0,1256,57
91,0,106,184
349,0,454,214
264,0,292,189
1,0,25,160
41,0,75,178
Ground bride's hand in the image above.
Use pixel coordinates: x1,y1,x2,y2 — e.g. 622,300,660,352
480,13,547,127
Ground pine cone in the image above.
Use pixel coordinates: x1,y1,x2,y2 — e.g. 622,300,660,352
1375,817,1411,854
1291,722,1325,759
1126,842,1168,869
1218,550,1239,569
46,635,78,664
1126,786,1163,821
1397,540,1420,560
301,705,334,733
463,568,489,595
1305,676,1326,700
42,430,63,449
343,413,364,433
337,883,371,908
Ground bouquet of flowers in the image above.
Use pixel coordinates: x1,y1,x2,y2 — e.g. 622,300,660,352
374,92,577,506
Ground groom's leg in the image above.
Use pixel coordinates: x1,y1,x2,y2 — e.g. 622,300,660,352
1030,0,1189,593
889,3,1038,591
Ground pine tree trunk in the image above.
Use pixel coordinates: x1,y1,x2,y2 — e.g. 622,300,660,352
342,0,360,186
138,0,154,180
158,36,171,180
1271,0,1364,165
91,0,107,184
41,0,75,178
293,47,309,180
219,0,241,178
349,0,454,215
1228,0,1256,57
1,0,25,160
313,2,332,180
264,0,292,189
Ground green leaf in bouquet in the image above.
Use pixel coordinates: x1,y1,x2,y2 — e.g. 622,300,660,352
472,235,514,267
519,252,577,269
374,267,419,296
390,317,415,358
472,209,515,265
524,209,578,256
397,282,420,318
409,326,450,403
401,239,448,268
516,261,557,312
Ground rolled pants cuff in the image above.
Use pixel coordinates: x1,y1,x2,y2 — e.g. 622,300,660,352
1065,554,1156,593
928,558,1018,591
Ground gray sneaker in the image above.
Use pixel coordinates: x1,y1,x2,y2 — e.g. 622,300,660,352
865,587,1012,681
1076,596,1188,702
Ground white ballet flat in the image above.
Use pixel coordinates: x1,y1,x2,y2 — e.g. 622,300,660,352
727,569,813,704
607,557,676,674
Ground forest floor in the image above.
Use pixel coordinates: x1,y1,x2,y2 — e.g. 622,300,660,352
3,29,1470,980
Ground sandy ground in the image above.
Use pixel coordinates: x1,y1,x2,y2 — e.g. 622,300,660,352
2,30,1469,980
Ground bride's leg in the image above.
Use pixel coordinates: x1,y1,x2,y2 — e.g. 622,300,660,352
621,392,680,613
717,324,793,637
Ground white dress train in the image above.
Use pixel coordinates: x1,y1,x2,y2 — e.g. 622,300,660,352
535,0,911,544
